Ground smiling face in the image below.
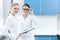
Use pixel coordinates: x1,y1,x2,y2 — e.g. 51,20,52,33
10,3,19,15
22,6,29,14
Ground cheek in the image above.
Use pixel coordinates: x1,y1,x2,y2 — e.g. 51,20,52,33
12,9,15,12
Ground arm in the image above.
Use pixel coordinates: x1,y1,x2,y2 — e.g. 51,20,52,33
4,18,12,34
15,28,35,40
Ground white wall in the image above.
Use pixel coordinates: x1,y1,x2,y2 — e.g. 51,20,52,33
57,14,60,35
0,0,3,27
0,0,3,10
3,0,11,23
34,16,57,35
0,0,3,35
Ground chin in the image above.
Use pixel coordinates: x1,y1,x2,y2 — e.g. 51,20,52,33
14,13,18,14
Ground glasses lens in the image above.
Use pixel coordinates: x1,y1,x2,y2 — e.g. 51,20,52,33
23,8,29,11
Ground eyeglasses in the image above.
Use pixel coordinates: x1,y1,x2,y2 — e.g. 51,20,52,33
14,8,19,10
23,8,29,11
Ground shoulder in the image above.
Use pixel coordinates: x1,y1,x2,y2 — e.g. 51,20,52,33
28,14,36,19
6,15,13,21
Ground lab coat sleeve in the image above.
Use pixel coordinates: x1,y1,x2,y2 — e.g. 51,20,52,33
31,16,38,32
32,16,38,25
3,18,12,35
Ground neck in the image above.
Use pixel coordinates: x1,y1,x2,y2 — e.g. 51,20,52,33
12,13,15,16
11,12,15,16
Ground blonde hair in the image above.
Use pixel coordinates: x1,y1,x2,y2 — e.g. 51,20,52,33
9,3,19,13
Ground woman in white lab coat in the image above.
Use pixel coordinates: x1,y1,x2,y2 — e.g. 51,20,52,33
4,3,22,40
16,4,37,40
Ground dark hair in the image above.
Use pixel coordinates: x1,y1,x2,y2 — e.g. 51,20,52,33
23,4,30,8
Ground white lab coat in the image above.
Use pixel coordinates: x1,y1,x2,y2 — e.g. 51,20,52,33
18,14,37,40
4,13,22,40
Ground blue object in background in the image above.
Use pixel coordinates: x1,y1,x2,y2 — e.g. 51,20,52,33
50,36,57,40
24,0,58,15
41,0,58,15
24,0,41,15
58,0,60,12
35,35,57,40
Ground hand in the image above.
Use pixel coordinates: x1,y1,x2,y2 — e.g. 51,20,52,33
8,29,10,33
29,8,34,15
16,35,20,40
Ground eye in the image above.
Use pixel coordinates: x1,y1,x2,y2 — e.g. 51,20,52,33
14,8,19,10
14,8,16,10
23,8,29,11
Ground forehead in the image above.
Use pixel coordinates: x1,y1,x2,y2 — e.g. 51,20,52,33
23,6,29,8
12,5,19,8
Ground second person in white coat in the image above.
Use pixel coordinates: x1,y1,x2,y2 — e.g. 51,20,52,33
16,4,38,40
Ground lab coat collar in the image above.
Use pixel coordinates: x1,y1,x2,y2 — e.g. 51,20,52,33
21,14,31,17
20,14,32,20
9,13,18,17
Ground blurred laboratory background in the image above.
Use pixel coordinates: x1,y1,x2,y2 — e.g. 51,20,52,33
0,0,59,40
